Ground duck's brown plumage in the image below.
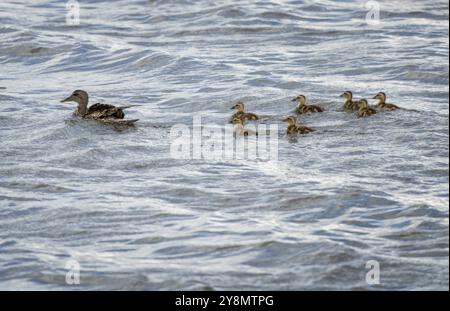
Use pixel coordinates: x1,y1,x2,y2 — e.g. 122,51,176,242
378,102,400,110
61,90,139,125
296,104,324,114
230,102,259,122
284,116,315,134
287,124,315,134
344,100,360,111
293,95,324,114
340,91,360,111
86,103,126,119
357,99,377,118
231,111,259,122
374,92,400,110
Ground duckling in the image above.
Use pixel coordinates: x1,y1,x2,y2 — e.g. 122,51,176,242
340,91,360,111
373,92,400,110
61,90,139,125
357,99,377,118
292,95,324,114
283,116,315,134
230,101,259,122
232,118,258,136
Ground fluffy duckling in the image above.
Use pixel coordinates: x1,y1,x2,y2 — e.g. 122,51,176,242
283,116,315,134
340,91,360,111
232,118,258,136
373,92,400,110
61,90,139,125
292,95,324,114
230,101,259,122
357,99,377,118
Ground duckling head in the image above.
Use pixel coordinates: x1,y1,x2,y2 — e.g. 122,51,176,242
373,92,386,103
358,99,369,109
340,91,353,101
231,101,245,112
292,95,306,106
283,116,297,125
61,90,89,106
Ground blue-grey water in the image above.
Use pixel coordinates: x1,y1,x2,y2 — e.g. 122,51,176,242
0,0,448,290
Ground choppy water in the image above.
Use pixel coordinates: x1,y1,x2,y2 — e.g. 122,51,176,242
0,0,449,290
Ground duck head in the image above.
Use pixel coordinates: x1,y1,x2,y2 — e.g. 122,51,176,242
61,90,89,105
358,99,369,110
61,90,89,116
373,92,386,104
283,116,297,126
231,101,245,112
292,95,306,106
340,91,353,101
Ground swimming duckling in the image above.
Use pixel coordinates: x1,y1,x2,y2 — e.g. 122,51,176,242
373,92,400,110
340,91,359,111
357,99,377,118
230,101,259,122
283,116,315,134
61,90,139,125
232,118,258,136
292,95,324,114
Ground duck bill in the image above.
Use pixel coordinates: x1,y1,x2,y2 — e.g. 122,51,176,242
60,96,73,103
339,94,345,97
372,96,378,99
291,98,297,102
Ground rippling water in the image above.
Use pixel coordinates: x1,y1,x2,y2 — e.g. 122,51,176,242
0,0,449,290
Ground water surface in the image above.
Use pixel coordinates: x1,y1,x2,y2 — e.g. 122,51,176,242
0,0,448,290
